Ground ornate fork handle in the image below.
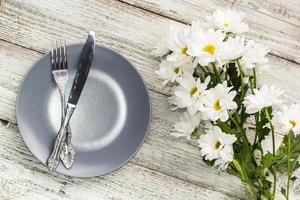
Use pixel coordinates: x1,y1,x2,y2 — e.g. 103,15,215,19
59,87,75,169
47,105,75,172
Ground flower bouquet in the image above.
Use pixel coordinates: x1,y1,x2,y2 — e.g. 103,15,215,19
154,9,300,200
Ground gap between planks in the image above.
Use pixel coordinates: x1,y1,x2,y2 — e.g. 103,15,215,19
0,120,243,200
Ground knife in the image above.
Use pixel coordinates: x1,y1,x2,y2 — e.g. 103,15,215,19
47,31,95,172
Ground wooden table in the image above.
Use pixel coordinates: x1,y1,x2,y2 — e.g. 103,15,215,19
0,0,299,199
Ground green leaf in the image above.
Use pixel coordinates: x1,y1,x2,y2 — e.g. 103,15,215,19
227,62,240,92
260,153,276,171
276,131,300,172
216,120,231,134
256,107,272,143
191,129,201,139
281,187,287,198
234,141,257,182
202,158,214,167
226,162,240,177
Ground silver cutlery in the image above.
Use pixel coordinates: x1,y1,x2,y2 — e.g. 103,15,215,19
47,32,95,172
50,41,76,170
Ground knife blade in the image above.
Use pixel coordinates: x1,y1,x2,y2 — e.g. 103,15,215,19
68,32,95,105
47,31,95,172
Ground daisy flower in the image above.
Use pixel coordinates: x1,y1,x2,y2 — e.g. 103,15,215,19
274,104,300,134
220,36,245,63
172,112,201,140
239,40,270,76
198,126,236,169
187,28,226,66
152,25,191,61
205,9,249,34
169,75,211,114
155,57,197,85
243,85,284,114
202,81,237,122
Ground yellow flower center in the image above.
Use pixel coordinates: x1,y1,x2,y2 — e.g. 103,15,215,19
223,22,230,27
213,99,221,110
181,47,188,55
289,119,297,128
189,86,198,97
173,67,180,75
215,141,221,149
202,44,216,55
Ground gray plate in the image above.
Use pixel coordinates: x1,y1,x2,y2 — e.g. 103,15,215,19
16,44,151,177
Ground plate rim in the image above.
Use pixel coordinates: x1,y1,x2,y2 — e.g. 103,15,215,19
16,43,152,177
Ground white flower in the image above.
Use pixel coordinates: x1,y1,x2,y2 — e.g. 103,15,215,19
155,57,196,85
198,126,236,170
220,36,245,63
240,40,269,76
274,104,300,134
205,9,249,34
202,81,237,122
243,85,284,114
187,28,226,66
153,25,191,61
172,112,201,140
169,75,211,114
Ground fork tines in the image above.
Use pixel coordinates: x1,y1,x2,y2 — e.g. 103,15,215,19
51,41,68,71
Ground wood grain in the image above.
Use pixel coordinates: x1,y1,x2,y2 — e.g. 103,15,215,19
119,0,300,64
0,122,240,200
0,0,299,199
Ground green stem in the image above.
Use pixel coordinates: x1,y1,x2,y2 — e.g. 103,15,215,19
250,77,255,94
228,113,249,144
235,112,241,124
249,76,260,145
249,70,260,146
265,108,277,198
253,68,257,88
286,131,292,200
233,159,246,181
270,167,277,199
212,63,221,83
233,159,257,195
265,109,275,155
224,64,228,81
253,112,259,144
236,59,245,100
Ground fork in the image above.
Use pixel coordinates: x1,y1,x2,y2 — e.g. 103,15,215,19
50,41,75,170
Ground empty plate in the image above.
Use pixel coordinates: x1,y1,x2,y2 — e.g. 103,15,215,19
16,44,151,177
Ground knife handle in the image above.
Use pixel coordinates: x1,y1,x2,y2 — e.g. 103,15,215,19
47,104,75,172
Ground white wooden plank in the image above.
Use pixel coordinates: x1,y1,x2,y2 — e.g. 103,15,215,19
0,122,239,200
